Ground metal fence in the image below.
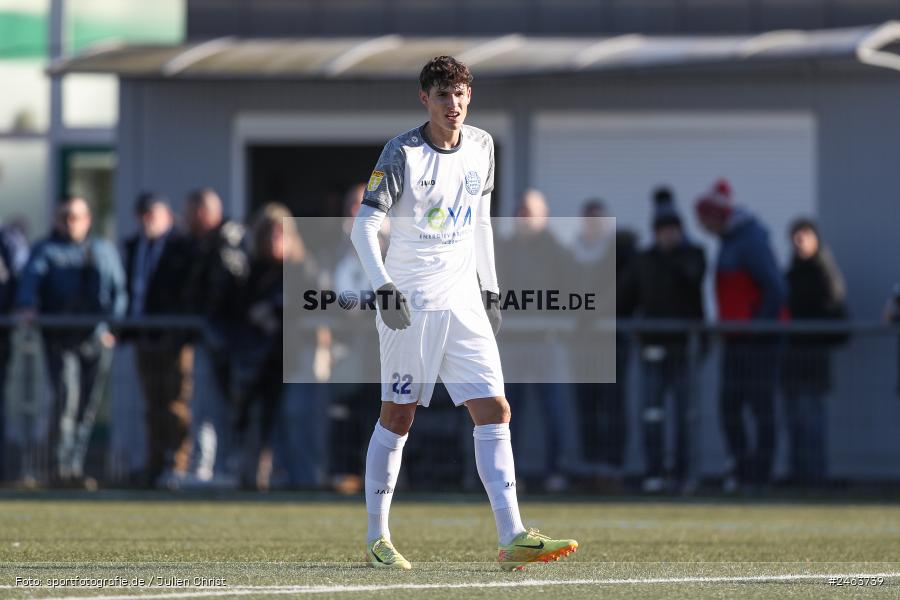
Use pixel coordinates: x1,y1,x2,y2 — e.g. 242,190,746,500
1,316,898,494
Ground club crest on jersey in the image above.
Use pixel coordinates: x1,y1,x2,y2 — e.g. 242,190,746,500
464,171,482,195
367,170,385,192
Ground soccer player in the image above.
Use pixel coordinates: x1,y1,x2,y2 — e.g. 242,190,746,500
350,56,578,571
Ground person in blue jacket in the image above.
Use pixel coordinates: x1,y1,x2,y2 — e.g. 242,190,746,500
696,179,787,492
16,196,127,487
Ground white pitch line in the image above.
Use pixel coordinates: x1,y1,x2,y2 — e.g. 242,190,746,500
25,572,900,600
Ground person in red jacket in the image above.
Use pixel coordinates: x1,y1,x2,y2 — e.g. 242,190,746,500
696,179,787,492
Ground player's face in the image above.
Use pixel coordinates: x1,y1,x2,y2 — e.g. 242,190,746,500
419,83,471,135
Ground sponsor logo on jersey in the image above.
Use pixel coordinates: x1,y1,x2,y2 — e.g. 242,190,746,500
425,205,472,231
464,170,482,195
367,170,385,192
418,179,436,187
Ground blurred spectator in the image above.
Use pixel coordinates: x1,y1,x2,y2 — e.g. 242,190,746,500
620,187,705,493
570,200,630,481
124,193,193,487
233,203,321,490
884,284,900,396
0,234,12,482
696,179,786,492
15,196,127,486
497,189,576,491
612,228,638,464
782,218,847,486
0,219,29,276
0,220,29,482
327,184,383,493
883,285,900,324
332,183,389,290
182,187,249,482
183,187,249,325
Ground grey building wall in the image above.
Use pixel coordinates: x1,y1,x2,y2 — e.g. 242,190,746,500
115,64,900,478
116,66,900,316
187,0,900,38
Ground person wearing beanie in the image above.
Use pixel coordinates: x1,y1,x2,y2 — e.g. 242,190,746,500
619,185,705,494
694,179,786,493
695,178,735,228
652,186,682,230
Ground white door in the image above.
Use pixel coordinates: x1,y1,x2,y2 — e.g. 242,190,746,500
531,112,817,288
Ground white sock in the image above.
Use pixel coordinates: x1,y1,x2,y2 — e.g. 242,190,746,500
473,422,526,545
365,420,408,543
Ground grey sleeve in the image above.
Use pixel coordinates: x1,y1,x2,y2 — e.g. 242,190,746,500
362,139,405,212
483,138,495,196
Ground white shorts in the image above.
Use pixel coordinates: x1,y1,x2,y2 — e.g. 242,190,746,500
376,308,505,407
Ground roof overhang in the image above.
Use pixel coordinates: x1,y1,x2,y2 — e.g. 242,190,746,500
48,22,900,80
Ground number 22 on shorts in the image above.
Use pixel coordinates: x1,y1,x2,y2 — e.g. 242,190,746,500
391,373,412,395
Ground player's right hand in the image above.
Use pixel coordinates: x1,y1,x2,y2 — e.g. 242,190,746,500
376,283,412,330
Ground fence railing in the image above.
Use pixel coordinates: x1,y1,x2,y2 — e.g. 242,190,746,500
0,316,897,493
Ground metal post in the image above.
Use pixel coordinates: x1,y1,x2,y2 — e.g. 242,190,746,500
683,324,701,495
47,0,64,218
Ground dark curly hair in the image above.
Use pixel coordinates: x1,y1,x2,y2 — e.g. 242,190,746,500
419,56,473,92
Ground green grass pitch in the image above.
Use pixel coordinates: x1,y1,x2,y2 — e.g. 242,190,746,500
1,494,898,599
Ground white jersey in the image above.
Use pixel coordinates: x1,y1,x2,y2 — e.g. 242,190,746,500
362,123,494,311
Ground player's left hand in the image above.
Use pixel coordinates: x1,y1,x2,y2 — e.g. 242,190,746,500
483,290,502,335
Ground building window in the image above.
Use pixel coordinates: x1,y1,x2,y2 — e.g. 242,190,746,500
62,74,118,129
0,139,48,238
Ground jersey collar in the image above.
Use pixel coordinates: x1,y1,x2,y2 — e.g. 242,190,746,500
420,123,463,154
